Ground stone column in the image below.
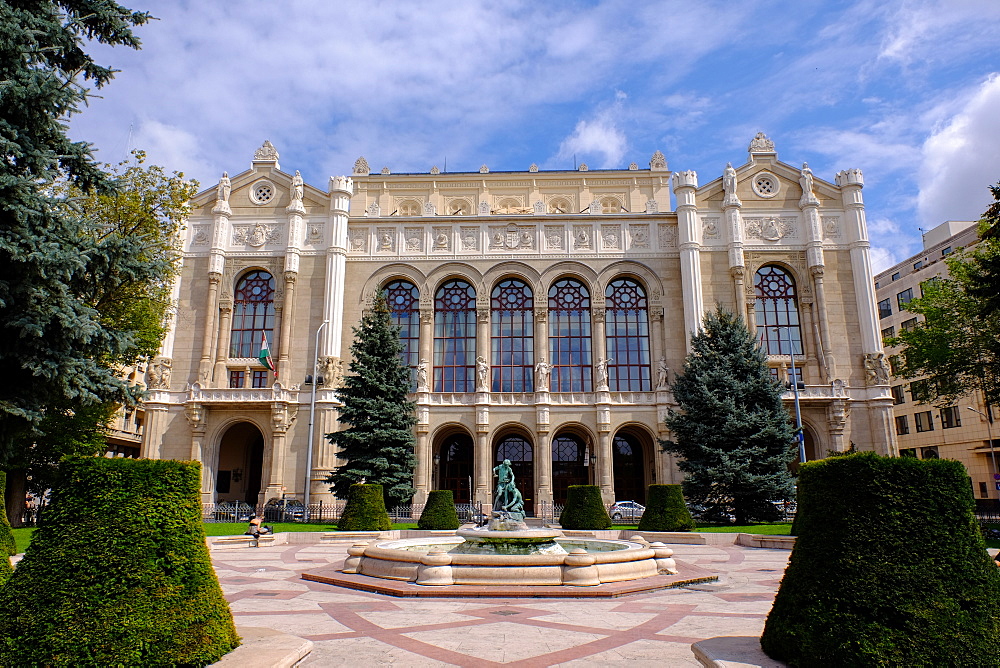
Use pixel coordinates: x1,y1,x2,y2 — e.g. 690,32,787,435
185,403,210,502
801,190,834,380
649,306,665,369
836,169,880,355
597,427,614,504
535,424,553,509
724,184,746,316
213,303,233,382
672,170,703,351
198,275,221,384
277,272,297,384
320,176,354,359
475,428,491,507
413,422,430,506
592,306,607,390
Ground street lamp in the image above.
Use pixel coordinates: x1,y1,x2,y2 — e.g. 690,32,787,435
304,320,329,513
966,405,998,504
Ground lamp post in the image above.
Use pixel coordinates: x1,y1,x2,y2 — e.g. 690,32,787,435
966,405,998,504
304,320,329,513
776,327,806,463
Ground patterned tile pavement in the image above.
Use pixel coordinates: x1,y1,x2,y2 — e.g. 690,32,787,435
212,540,791,666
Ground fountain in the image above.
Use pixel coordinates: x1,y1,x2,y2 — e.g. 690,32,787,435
338,460,681,587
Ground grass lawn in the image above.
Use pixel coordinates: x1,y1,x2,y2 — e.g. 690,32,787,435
610,523,793,535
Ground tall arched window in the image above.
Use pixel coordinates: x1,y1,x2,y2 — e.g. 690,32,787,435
491,278,534,392
605,278,651,391
384,279,420,389
548,278,592,392
230,270,275,358
613,433,646,504
754,265,802,355
552,434,588,505
434,279,476,392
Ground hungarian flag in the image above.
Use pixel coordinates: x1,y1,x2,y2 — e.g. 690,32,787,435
259,332,276,377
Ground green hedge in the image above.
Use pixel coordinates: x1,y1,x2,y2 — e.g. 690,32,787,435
637,484,695,532
338,483,392,531
418,490,460,530
559,485,612,529
0,457,240,666
761,452,1000,666
0,471,13,585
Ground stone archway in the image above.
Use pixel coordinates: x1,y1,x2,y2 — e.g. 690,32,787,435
612,432,648,504
435,431,474,505
216,422,265,505
495,433,534,515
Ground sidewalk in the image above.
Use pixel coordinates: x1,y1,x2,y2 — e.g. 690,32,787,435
212,539,791,666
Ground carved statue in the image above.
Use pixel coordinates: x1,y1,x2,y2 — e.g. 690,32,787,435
534,358,552,391
799,163,817,204
723,162,738,202
146,358,172,390
656,357,670,390
596,357,612,389
216,172,230,202
864,352,890,386
492,459,524,521
476,356,489,391
291,170,304,201
417,359,429,391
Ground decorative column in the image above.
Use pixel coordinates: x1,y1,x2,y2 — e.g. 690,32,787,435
592,305,607,390
800,164,834,381
265,398,298,499
836,169,880,355
279,183,305,384
200,193,231,385
596,426,613,504
475,429,491,507
185,403,210,502
723,165,747,317
213,302,233,382
672,170,703,350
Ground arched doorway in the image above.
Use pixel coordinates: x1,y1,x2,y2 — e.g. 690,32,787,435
436,432,474,504
552,433,588,505
217,422,265,504
496,434,534,514
612,432,647,504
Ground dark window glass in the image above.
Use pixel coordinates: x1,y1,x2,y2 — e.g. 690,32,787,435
754,265,802,355
878,298,892,319
891,385,905,405
548,278,592,392
229,370,245,388
897,288,914,309
921,446,939,459
605,278,651,391
900,448,917,457
438,434,473,504
881,326,895,344
385,280,420,389
491,279,534,392
915,410,934,432
913,260,923,271
613,434,645,504
901,317,918,332
434,279,476,392
942,246,952,256
940,406,962,429
891,271,900,281
230,270,276,358
251,370,269,388
895,415,909,435
552,434,587,504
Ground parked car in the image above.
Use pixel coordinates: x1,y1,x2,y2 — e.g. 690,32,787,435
213,501,255,523
609,500,645,521
455,503,488,524
263,498,307,522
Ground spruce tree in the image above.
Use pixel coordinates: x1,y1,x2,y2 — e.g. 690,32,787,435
327,295,417,508
661,305,796,524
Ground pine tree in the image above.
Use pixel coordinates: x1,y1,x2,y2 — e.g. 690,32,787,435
661,306,796,524
326,295,417,508
0,2,153,522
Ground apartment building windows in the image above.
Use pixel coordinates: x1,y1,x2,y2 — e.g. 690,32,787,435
940,406,962,429
915,410,934,433
895,415,909,435
878,298,892,319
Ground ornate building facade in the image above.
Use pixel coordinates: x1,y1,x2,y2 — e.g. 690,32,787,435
141,134,896,510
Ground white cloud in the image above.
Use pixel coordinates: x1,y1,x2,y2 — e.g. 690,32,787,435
555,95,629,169
869,245,900,275
918,74,1000,225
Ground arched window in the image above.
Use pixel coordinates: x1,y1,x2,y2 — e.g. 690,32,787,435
548,197,571,214
397,199,420,216
434,279,476,392
600,196,622,213
754,265,802,355
230,270,275,358
548,278,592,392
613,433,646,504
491,278,534,392
605,278,651,391
384,279,420,389
438,433,473,504
552,434,588,504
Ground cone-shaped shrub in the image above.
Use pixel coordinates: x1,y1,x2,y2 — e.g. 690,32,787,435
418,490,460,530
637,484,695,532
0,457,240,666
338,483,392,531
761,452,1000,666
0,471,14,585
559,485,612,529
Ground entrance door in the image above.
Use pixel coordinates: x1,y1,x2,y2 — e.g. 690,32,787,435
438,433,473,504
552,434,587,505
612,433,646,504
496,435,534,514
217,422,265,505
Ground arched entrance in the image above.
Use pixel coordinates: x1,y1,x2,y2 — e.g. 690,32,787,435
217,422,265,504
436,432,474,504
612,432,647,504
552,433,588,505
495,434,534,514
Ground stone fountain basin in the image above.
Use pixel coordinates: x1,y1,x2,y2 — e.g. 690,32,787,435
345,535,670,586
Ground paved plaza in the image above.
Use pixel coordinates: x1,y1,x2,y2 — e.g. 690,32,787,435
213,539,791,666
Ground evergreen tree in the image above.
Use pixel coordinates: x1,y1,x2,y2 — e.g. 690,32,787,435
661,306,796,524
326,295,417,508
0,2,154,521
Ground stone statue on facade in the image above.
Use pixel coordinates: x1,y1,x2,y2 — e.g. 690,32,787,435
476,356,489,391
863,352,890,386
596,357,612,390
291,170,304,201
534,358,552,391
799,162,817,205
417,359,429,391
146,357,172,390
655,357,670,391
723,162,740,206
216,172,230,202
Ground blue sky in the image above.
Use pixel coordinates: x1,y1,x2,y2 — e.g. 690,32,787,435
72,0,1000,272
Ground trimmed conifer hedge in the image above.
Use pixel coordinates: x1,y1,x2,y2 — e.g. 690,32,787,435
761,452,1000,666
418,490,460,530
559,485,612,529
0,471,14,584
0,457,239,666
338,483,392,531
637,484,695,532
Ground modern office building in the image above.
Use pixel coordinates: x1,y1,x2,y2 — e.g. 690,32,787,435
875,220,999,503
139,133,896,510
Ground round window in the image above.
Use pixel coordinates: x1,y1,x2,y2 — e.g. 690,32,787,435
752,173,779,198
250,180,275,205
